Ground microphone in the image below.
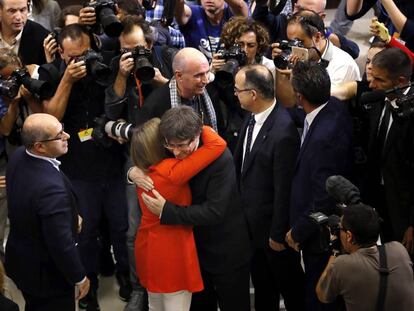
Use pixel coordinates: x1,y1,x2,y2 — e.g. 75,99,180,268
325,175,361,205
360,89,386,105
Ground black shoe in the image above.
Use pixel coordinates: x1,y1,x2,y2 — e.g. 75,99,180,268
116,272,132,301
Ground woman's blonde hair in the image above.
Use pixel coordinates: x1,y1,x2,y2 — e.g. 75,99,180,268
130,118,167,171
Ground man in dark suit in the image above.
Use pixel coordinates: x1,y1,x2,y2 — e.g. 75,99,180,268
137,106,252,311
284,61,353,311
5,113,89,311
0,0,49,65
360,48,414,253
233,64,305,310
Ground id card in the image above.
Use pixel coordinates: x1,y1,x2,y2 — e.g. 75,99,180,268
78,128,93,142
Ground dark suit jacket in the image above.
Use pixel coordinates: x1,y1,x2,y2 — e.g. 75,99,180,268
363,88,414,240
160,149,252,274
0,295,19,311
290,98,353,246
138,82,226,135
5,147,85,297
19,20,49,65
234,103,300,247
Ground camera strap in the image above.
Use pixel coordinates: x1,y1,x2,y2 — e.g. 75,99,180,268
134,75,144,108
376,244,389,311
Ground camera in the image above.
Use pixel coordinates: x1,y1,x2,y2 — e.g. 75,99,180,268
0,77,19,98
75,49,111,83
128,46,155,82
83,0,123,37
306,175,362,254
394,93,414,118
49,27,61,41
273,39,305,70
92,115,135,148
0,68,53,99
216,45,247,87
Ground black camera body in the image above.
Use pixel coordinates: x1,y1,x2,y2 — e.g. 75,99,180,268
128,46,155,82
216,45,247,87
394,93,414,118
273,39,305,70
49,27,61,41
75,49,111,83
0,68,53,99
83,0,123,37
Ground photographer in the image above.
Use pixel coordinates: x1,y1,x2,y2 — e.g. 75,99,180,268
316,204,414,311
38,24,130,311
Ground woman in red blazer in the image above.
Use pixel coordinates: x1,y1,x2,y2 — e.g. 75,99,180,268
130,118,226,310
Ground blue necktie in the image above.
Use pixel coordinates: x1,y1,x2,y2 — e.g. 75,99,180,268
301,119,309,146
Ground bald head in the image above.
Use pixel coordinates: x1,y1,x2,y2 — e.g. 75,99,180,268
172,48,209,73
21,114,64,151
296,0,326,14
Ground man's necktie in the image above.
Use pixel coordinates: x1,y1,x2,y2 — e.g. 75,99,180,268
243,114,255,169
376,102,391,155
301,119,309,146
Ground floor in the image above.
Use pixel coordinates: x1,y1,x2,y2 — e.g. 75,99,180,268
3,7,374,311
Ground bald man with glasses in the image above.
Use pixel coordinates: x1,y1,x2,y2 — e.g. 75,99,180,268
5,113,89,311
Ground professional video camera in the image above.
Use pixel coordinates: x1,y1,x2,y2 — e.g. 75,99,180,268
0,68,53,99
215,45,247,87
273,39,305,70
83,0,123,37
75,49,111,83
127,46,155,82
360,82,414,118
92,115,135,148
307,175,362,254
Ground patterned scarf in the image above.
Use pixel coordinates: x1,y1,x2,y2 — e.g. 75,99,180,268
169,78,218,132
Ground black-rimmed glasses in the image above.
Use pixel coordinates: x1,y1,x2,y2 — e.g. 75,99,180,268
37,123,65,143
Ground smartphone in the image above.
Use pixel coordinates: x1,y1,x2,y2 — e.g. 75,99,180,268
292,46,309,61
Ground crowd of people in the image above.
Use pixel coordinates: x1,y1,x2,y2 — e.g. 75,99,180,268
1,0,414,310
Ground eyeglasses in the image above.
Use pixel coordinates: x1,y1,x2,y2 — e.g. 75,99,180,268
163,138,194,151
234,87,253,94
37,123,66,143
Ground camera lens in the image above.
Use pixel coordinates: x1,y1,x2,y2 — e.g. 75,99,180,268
216,59,239,88
134,57,155,82
99,7,123,37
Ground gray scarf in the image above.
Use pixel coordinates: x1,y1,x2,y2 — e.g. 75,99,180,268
169,78,218,132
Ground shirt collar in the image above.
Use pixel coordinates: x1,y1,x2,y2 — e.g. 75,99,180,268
26,149,61,171
0,29,23,46
305,101,328,128
253,100,276,125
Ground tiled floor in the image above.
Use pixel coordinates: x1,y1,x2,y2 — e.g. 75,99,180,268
3,7,374,311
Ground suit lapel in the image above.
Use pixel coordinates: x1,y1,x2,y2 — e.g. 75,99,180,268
241,104,278,176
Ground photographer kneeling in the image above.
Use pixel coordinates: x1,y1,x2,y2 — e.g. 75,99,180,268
316,204,414,311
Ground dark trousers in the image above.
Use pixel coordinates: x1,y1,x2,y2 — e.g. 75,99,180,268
251,246,305,311
190,263,250,311
71,178,129,279
22,291,74,311
302,252,336,311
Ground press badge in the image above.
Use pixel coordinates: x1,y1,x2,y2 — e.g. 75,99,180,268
78,128,93,142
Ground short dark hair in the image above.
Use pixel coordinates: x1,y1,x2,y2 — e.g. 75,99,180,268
342,204,380,247
288,9,326,38
0,48,21,71
117,0,145,19
242,64,274,100
121,15,154,45
291,61,331,107
371,47,413,81
21,124,48,148
160,106,203,142
60,5,82,27
58,23,90,47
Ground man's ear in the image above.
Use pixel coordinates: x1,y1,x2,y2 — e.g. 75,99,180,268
175,70,182,81
319,13,326,21
396,76,409,87
346,230,353,244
